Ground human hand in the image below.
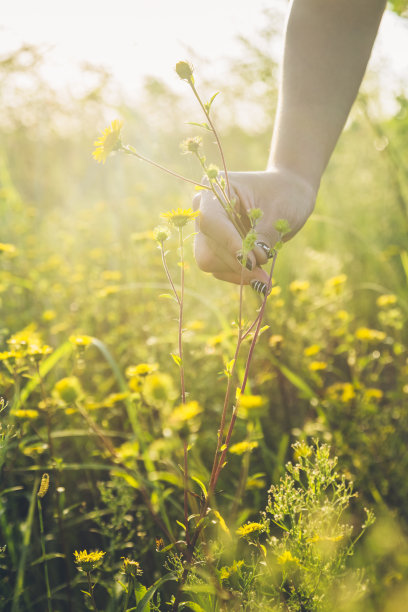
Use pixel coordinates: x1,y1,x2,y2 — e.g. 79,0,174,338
193,167,316,290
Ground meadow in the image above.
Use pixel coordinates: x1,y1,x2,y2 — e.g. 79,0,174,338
1,15,408,611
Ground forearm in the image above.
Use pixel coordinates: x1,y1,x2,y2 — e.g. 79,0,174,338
268,0,386,189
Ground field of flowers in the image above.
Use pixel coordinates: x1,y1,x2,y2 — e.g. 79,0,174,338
1,24,408,611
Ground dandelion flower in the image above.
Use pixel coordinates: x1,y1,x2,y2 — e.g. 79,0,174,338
74,549,105,572
121,557,143,578
236,522,264,537
92,119,123,164
160,207,199,228
277,550,301,566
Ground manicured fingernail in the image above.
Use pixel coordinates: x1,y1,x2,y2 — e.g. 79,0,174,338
255,241,275,259
237,253,253,271
250,280,269,296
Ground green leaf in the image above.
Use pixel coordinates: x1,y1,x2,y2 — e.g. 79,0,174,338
205,91,220,115
191,475,207,499
31,552,65,566
180,602,207,612
135,572,177,611
159,293,178,302
271,359,315,399
186,121,211,131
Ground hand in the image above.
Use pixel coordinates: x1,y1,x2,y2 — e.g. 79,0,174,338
193,167,316,287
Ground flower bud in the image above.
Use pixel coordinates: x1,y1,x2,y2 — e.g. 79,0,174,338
175,61,194,82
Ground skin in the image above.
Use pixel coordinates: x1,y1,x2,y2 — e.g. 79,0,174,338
194,0,387,286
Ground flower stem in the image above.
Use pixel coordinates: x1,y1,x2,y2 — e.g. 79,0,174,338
189,83,231,199
122,145,211,190
37,497,52,612
87,572,98,612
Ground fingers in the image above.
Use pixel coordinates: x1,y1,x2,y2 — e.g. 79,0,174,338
194,232,270,286
195,189,257,271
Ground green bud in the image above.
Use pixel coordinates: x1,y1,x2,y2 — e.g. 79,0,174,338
274,218,291,236
206,164,219,181
175,61,194,82
248,208,263,226
153,225,171,244
242,228,257,254
181,136,202,154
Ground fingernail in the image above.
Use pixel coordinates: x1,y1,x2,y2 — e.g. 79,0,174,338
255,241,275,259
237,253,253,271
250,280,269,296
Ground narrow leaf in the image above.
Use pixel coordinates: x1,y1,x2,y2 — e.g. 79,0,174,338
191,475,208,498
135,572,177,611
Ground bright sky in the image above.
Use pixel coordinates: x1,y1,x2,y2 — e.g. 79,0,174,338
1,0,408,108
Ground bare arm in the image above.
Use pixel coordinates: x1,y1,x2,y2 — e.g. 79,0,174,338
194,0,387,288
269,0,387,188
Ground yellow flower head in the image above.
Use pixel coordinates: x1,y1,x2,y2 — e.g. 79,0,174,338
236,522,264,538
74,549,105,572
121,557,143,578
126,363,157,378
326,382,355,403
229,440,258,455
309,361,328,372
304,344,321,357
170,400,202,423
92,119,123,164
160,207,200,228
377,294,397,308
277,550,301,567
355,327,386,342
289,280,310,293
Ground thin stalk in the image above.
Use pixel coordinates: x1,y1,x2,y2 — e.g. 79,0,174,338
37,497,52,612
178,227,186,404
207,274,245,497
189,83,231,199
87,571,98,612
122,145,211,190
183,440,190,545
122,577,134,611
160,247,181,305
35,361,73,611
212,253,277,487
11,477,40,612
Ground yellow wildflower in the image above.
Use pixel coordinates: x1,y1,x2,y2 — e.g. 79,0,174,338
74,549,105,572
54,377,82,404
92,119,123,164
364,388,383,402
170,400,202,423
355,327,386,342
304,344,321,357
126,363,157,378
326,382,355,403
13,409,39,419
121,557,143,578
376,294,397,308
160,207,199,228
277,550,301,566
69,334,93,348
269,334,284,348
325,274,347,288
0,243,17,255
229,440,258,455
269,285,281,297
220,560,244,580
308,361,328,372
289,280,310,293
236,522,264,537
239,395,264,409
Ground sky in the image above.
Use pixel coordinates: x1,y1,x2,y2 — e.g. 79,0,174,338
1,0,408,110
